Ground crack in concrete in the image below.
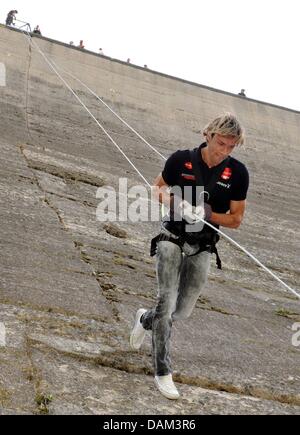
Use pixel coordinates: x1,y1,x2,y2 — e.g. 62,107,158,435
0,387,11,408
76,246,121,323
197,305,237,317
173,373,300,408
24,334,44,414
0,298,111,323
19,144,121,324
27,161,106,188
24,334,55,415
27,337,300,408
40,189,96,209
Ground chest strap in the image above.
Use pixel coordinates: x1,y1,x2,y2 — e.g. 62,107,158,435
190,146,230,203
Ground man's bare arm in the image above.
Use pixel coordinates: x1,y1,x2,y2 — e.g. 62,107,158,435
210,200,246,229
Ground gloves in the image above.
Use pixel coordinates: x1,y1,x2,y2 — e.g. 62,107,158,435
176,200,212,224
177,200,202,224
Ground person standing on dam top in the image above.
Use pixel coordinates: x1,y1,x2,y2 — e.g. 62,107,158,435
5,10,18,26
130,113,249,400
33,25,42,35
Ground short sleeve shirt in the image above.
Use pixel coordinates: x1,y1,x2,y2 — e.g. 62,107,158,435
162,143,249,214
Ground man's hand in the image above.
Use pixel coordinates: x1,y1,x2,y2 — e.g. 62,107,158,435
178,200,202,224
177,201,212,224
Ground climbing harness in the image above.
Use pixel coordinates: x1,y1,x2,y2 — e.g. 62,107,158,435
150,228,222,269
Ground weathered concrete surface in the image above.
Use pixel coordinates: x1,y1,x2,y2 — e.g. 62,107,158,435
0,25,299,415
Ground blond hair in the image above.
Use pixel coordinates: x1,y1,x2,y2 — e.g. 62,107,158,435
203,113,245,145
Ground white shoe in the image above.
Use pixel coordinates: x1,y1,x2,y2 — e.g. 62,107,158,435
130,309,148,350
154,374,180,400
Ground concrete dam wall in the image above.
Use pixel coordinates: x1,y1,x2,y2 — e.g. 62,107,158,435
0,25,299,414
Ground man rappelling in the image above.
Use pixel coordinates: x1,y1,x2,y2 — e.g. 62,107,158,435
130,113,249,400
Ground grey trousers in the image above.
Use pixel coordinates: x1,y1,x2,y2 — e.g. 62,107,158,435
141,241,211,376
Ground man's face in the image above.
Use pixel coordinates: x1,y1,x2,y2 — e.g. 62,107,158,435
207,134,238,164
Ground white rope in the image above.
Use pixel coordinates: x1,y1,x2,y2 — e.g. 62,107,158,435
49,59,167,161
24,32,299,300
198,219,299,299
24,32,152,189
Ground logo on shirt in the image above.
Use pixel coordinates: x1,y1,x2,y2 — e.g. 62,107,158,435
217,181,231,189
181,173,196,181
221,167,232,181
184,162,193,171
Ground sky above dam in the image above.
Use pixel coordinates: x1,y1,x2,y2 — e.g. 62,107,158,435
2,0,299,111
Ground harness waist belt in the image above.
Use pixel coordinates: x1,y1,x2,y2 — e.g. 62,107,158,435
150,231,222,270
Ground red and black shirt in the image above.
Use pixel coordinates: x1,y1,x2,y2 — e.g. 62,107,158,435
162,143,249,214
